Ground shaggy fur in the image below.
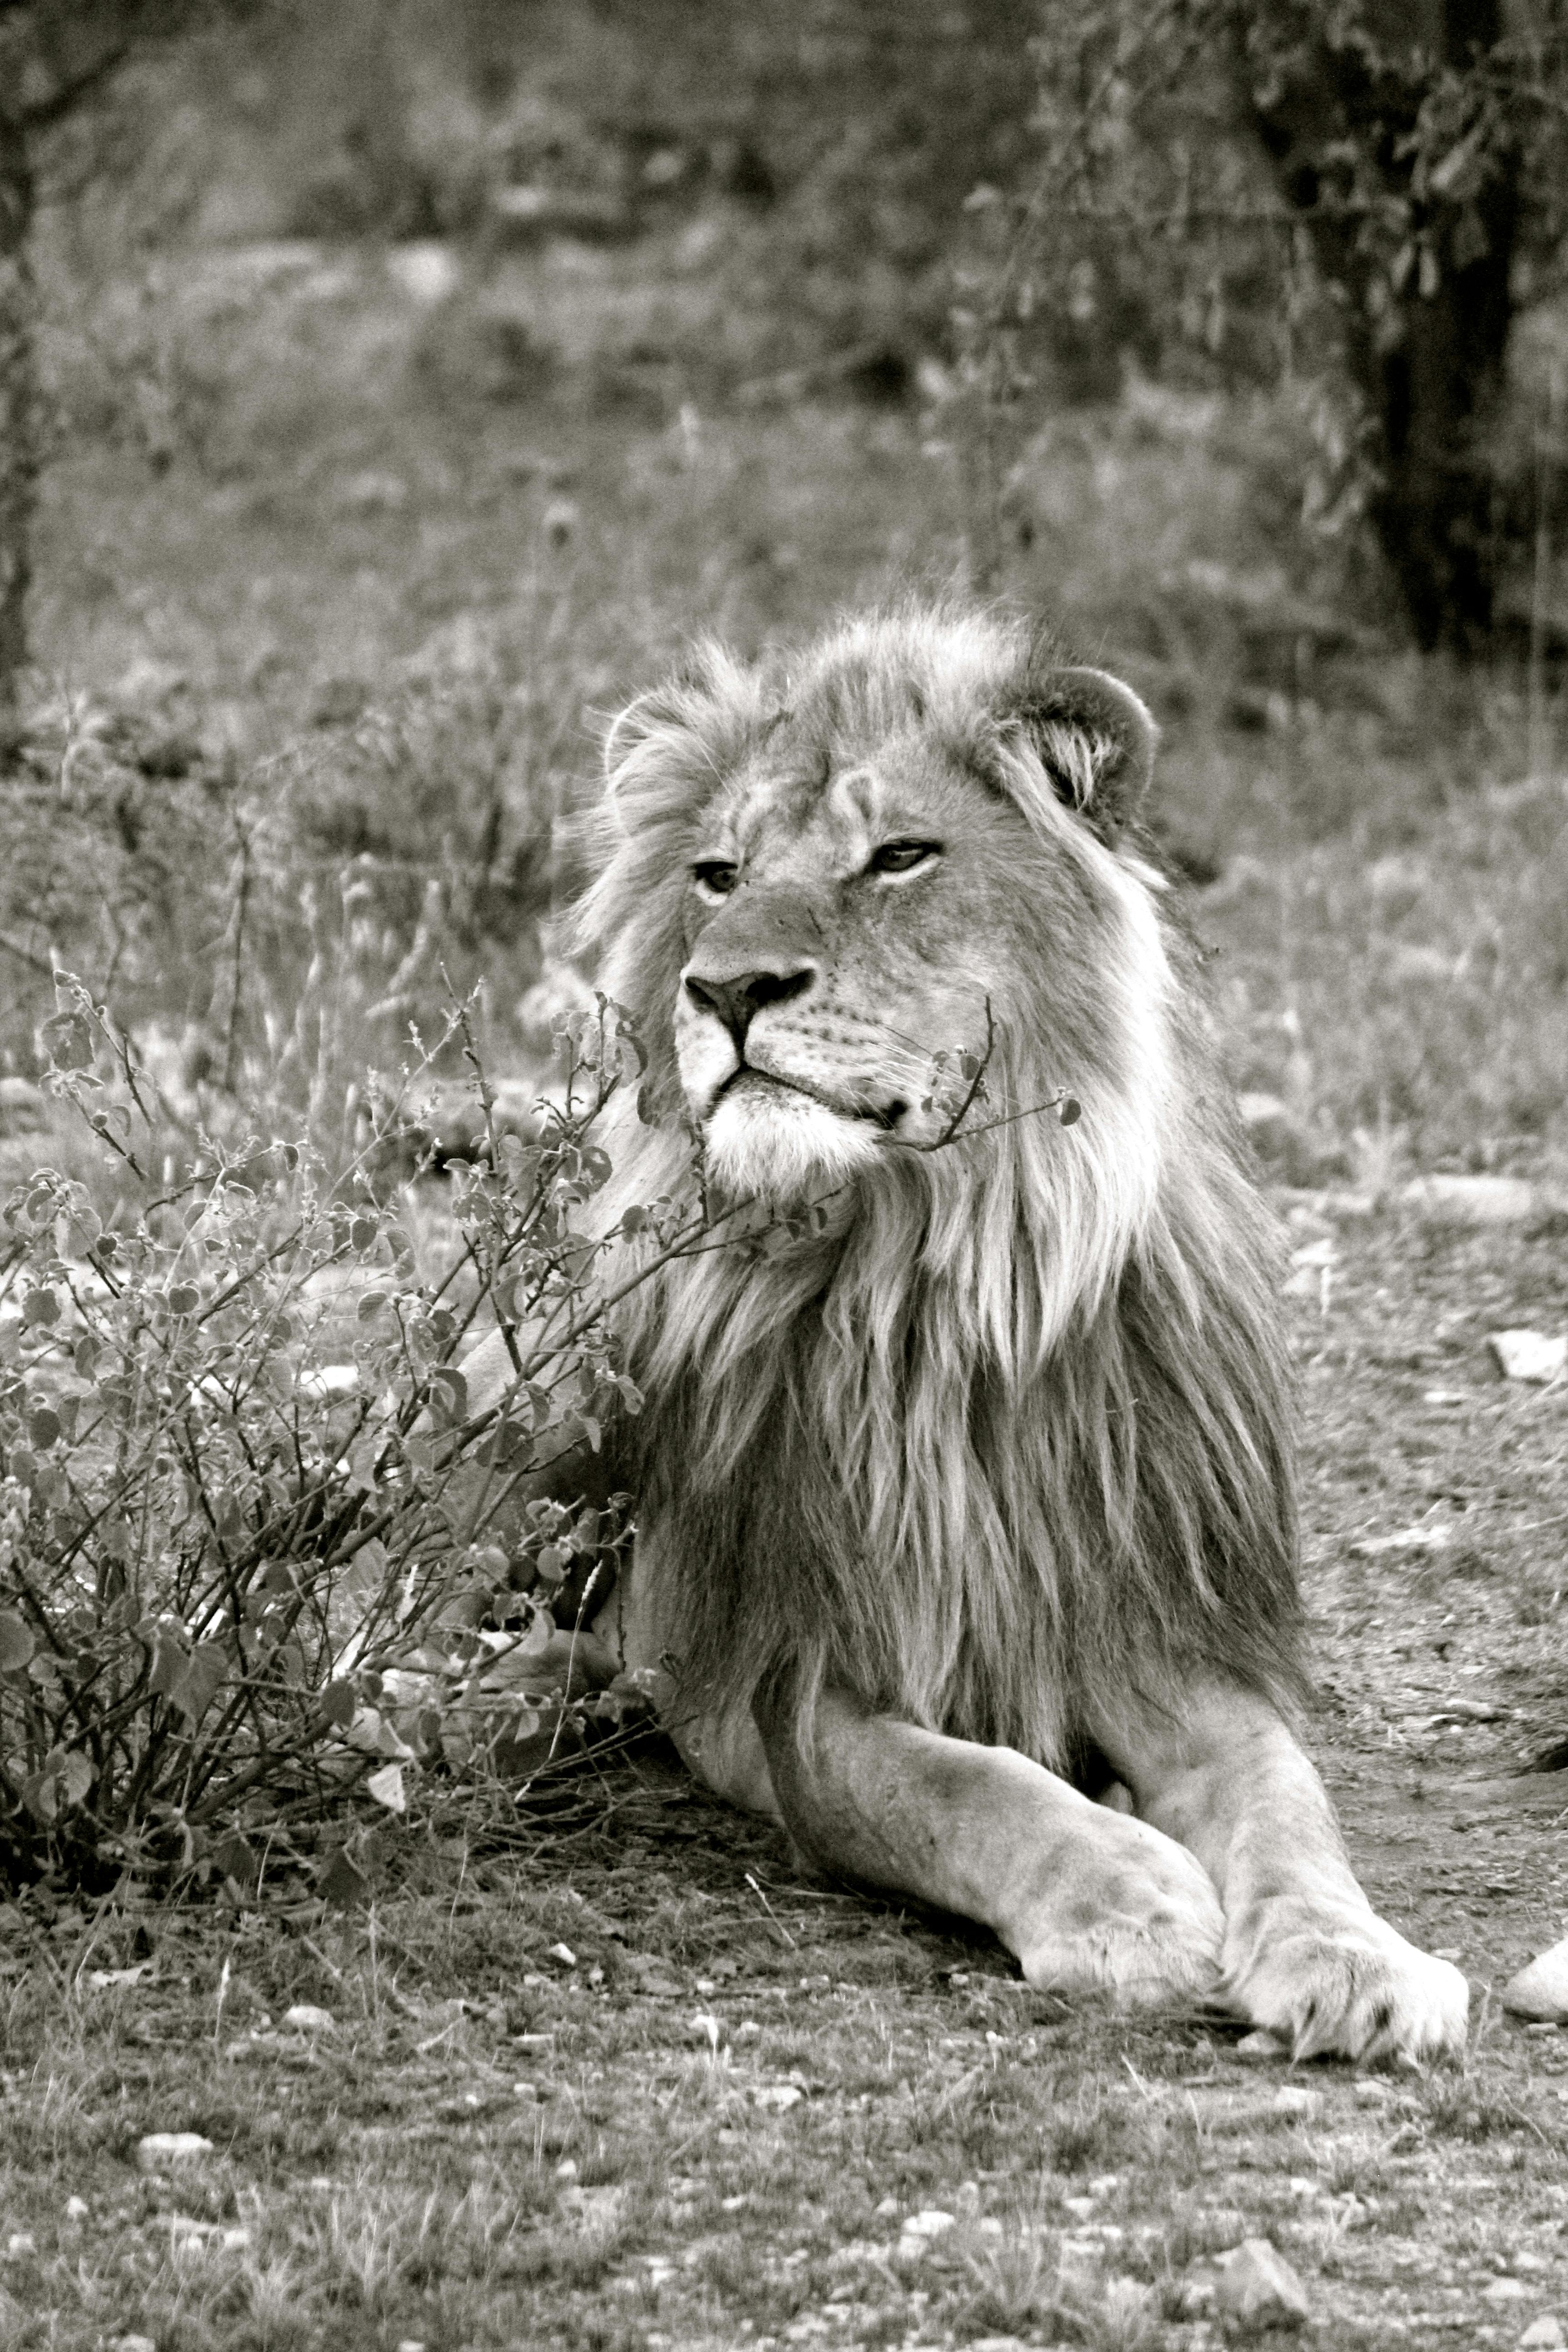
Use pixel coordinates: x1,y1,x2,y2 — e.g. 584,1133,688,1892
573,603,1302,1779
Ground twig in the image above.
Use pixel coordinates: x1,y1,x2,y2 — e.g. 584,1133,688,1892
743,1872,798,1950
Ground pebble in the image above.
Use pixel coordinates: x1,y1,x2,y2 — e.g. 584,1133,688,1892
394,2341,428,2352
1489,1329,1568,1384
1237,2029,1288,2060
1487,2278,1529,2303
1353,2079,1391,2105
1213,2238,1311,2330
110,2340,157,2352
754,2083,803,2111
1503,1937,1568,2024
900,2210,957,2243
547,1942,577,1968
1521,2319,1565,2348
281,2004,335,2033
63,2196,88,2220
135,2132,214,2171
1272,2085,1322,2119
1402,1174,1539,1225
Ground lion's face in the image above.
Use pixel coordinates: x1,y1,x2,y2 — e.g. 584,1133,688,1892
674,731,1032,1197
587,612,1165,1209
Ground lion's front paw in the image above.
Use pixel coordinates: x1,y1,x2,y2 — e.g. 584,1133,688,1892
1228,1911,1469,2063
1015,1815,1225,2010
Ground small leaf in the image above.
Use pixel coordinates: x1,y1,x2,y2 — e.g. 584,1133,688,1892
365,1762,406,1813
40,1010,95,1073
166,1284,200,1317
318,1847,370,1908
427,1365,468,1430
58,1751,93,1808
21,1289,59,1328
350,1215,379,1254
171,1642,228,1724
320,1678,357,1729
0,1611,36,1671
355,1290,388,1323
26,1406,61,1452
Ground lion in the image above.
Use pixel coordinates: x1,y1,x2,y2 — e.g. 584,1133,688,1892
467,602,1468,2064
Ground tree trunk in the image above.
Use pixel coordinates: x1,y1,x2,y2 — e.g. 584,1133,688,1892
1246,0,1520,655
0,93,38,708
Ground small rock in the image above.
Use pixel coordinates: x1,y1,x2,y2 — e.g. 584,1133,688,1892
555,2158,578,2180
1237,2029,1288,2060
1422,1388,1468,1407
753,2083,803,2112
873,2194,900,2218
512,2081,538,2100
1214,2237,1311,2330
1349,1522,1450,1560
560,2184,627,2230
281,2004,335,2033
899,2210,956,2250
1486,2277,1529,2303
395,2341,428,2352
1503,1938,1568,2024
1063,2194,1098,2217
1353,2078,1392,2104
1433,1946,1464,1963
1442,1698,1504,1722
1403,1174,1539,1225
63,2196,88,2220
136,2132,214,2171
6,2232,34,2255
1517,2254,1550,2275
1489,1330,1567,1385
1521,2318,1565,2348
110,2340,158,2352
547,1942,577,1968
1272,2085,1322,2119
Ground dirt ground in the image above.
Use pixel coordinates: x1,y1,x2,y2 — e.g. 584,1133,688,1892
2,1199,1568,2352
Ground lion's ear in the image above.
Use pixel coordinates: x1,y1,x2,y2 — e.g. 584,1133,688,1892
1016,666,1156,843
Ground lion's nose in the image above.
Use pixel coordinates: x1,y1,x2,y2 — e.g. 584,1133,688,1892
683,965,815,1048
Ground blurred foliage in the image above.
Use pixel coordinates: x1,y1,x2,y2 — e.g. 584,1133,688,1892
968,0,1568,651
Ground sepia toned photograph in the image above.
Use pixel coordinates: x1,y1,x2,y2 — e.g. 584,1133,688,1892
0,3,1566,2346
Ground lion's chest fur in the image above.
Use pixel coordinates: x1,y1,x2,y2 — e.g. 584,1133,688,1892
619,1193,1302,1774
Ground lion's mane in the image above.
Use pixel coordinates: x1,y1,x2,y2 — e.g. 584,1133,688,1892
577,605,1302,1776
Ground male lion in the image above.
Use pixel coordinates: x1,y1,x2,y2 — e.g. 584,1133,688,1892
469,603,1467,2064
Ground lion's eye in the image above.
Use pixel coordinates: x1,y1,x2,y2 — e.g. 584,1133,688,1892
693,860,740,897
867,839,940,876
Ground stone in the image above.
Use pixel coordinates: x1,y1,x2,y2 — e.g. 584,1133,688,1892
1489,1330,1568,1385
1213,2238,1311,2330
547,1942,577,1967
281,2004,335,2033
754,2083,803,2111
560,2185,626,2231
110,2340,158,2352
1403,1174,1539,1225
1271,2085,1322,2119
1521,2318,1565,2348
899,2210,957,2249
63,2197,88,2220
1503,1938,1568,2024
1236,2029,1288,2060
1485,2277,1529,2303
135,2132,214,2171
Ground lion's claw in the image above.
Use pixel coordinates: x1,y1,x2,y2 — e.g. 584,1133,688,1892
1227,1915,1469,2063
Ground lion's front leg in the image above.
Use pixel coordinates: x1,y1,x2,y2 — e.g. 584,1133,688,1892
754,1686,1225,2009
1106,1685,1468,2063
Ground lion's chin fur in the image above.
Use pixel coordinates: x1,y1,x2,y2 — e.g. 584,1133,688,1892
702,1084,884,1202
